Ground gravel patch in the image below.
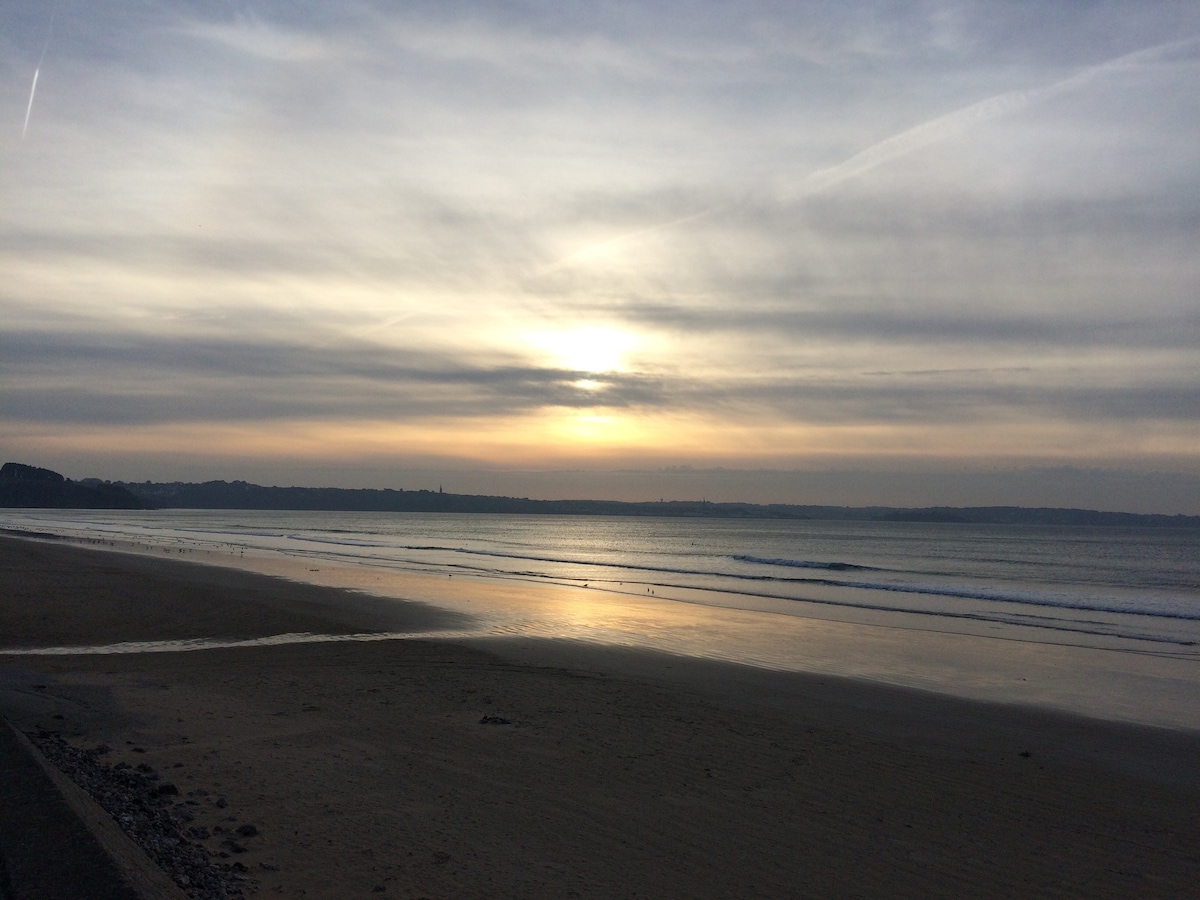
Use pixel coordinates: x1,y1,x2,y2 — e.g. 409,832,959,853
25,731,251,899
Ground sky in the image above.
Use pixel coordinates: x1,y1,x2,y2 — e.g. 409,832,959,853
2,1,1199,513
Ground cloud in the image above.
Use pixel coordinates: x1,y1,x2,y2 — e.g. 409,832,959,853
0,330,672,425
617,304,1200,350
2,0,1199,504
176,14,335,62
4,328,1197,433
540,30,1200,264
782,34,1200,199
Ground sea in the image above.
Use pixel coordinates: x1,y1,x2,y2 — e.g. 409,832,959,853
3,509,1199,727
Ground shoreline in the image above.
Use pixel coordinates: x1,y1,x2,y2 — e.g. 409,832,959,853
4,528,1198,731
3,534,1200,896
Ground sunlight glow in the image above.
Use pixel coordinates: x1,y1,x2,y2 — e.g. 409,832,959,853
529,327,636,374
12,412,1200,479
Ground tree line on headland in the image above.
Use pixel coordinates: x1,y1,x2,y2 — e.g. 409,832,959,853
2,462,1198,527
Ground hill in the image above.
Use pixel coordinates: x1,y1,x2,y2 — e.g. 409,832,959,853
0,462,143,509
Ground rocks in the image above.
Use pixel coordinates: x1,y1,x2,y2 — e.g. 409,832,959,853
26,731,251,900
479,715,511,725
235,823,258,837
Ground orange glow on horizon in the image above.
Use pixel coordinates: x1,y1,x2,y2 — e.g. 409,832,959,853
7,410,1200,472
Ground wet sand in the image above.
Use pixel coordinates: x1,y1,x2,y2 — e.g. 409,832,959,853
2,535,1199,898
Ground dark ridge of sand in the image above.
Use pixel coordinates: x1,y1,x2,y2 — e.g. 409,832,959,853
2,535,1199,898
0,535,468,647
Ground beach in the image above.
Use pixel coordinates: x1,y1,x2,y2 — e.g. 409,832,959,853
2,534,1199,898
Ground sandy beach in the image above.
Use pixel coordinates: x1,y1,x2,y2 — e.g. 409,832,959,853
2,534,1199,898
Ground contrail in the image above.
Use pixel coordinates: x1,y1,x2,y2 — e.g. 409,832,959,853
22,2,57,140
786,34,1200,200
22,69,41,139
539,35,1198,271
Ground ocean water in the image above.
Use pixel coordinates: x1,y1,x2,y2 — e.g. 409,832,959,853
4,509,1199,725
7,509,1199,645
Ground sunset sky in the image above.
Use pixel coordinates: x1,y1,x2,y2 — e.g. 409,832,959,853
3,1,1199,512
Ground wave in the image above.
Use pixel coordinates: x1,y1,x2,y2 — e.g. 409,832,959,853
7,513,1200,652
607,580,1200,649
58,521,1197,628
733,554,874,572
824,577,1200,623
285,537,714,577
272,536,1200,625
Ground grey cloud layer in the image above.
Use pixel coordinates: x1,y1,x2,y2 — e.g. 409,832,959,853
0,332,668,423
619,304,1200,349
4,330,1195,428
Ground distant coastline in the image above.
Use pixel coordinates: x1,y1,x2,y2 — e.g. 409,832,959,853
3,462,1198,526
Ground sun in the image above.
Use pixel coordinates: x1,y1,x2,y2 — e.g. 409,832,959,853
529,327,636,374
